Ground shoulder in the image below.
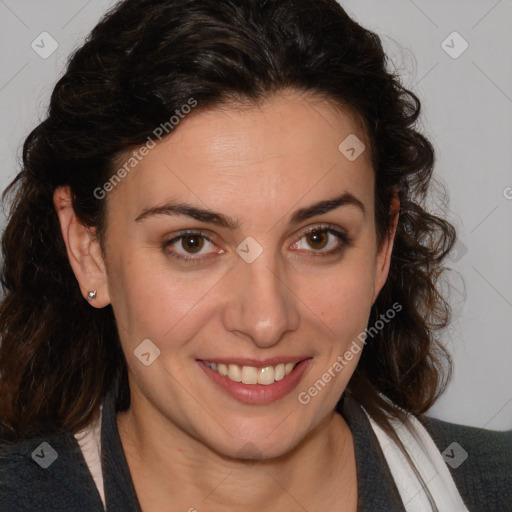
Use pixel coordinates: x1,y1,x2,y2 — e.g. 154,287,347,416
419,414,512,511
0,432,104,512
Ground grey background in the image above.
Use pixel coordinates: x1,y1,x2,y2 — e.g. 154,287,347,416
0,0,510,429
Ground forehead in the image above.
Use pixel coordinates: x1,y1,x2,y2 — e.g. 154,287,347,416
106,90,374,223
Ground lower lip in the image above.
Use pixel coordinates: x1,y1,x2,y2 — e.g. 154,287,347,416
197,359,312,405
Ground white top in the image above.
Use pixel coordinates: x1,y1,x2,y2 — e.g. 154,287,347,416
361,407,469,511
74,406,106,509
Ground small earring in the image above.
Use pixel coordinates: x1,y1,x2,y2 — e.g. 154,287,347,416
87,290,97,300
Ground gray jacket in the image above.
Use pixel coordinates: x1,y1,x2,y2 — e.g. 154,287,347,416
1,388,511,511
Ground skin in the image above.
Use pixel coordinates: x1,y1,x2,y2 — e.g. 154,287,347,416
54,89,399,511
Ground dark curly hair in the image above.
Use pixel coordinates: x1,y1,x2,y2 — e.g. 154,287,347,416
0,0,455,464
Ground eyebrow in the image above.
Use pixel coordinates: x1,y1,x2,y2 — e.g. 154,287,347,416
290,192,365,224
135,201,240,229
134,192,365,228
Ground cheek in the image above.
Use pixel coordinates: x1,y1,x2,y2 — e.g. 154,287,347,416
298,252,376,332
106,251,224,345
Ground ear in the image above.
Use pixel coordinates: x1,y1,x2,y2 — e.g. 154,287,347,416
372,189,400,304
53,186,110,308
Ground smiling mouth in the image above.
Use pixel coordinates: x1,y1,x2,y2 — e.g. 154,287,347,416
200,360,299,385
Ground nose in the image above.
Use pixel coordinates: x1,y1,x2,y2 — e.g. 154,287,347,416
221,253,300,348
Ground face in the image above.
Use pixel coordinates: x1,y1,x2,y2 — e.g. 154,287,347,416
97,90,395,459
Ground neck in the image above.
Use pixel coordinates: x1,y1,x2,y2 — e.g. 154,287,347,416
117,395,356,511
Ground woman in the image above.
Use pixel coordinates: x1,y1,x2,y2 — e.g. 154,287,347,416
0,0,510,511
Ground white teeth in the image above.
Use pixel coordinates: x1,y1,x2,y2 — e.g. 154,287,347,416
258,366,275,385
204,360,298,385
241,366,258,384
228,364,242,382
274,363,285,381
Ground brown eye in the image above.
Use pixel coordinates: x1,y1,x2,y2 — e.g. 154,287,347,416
181,234,204,253
305,230,328,250
163,230,223,263
290,225,349,256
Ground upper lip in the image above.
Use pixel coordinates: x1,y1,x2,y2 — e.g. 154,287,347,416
198,356,311,367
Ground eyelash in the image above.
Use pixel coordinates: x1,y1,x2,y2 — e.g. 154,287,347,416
162,229,220,264
292,224,351,257
162,224,352,264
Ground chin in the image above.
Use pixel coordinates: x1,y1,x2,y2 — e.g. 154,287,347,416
206,429,303,463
